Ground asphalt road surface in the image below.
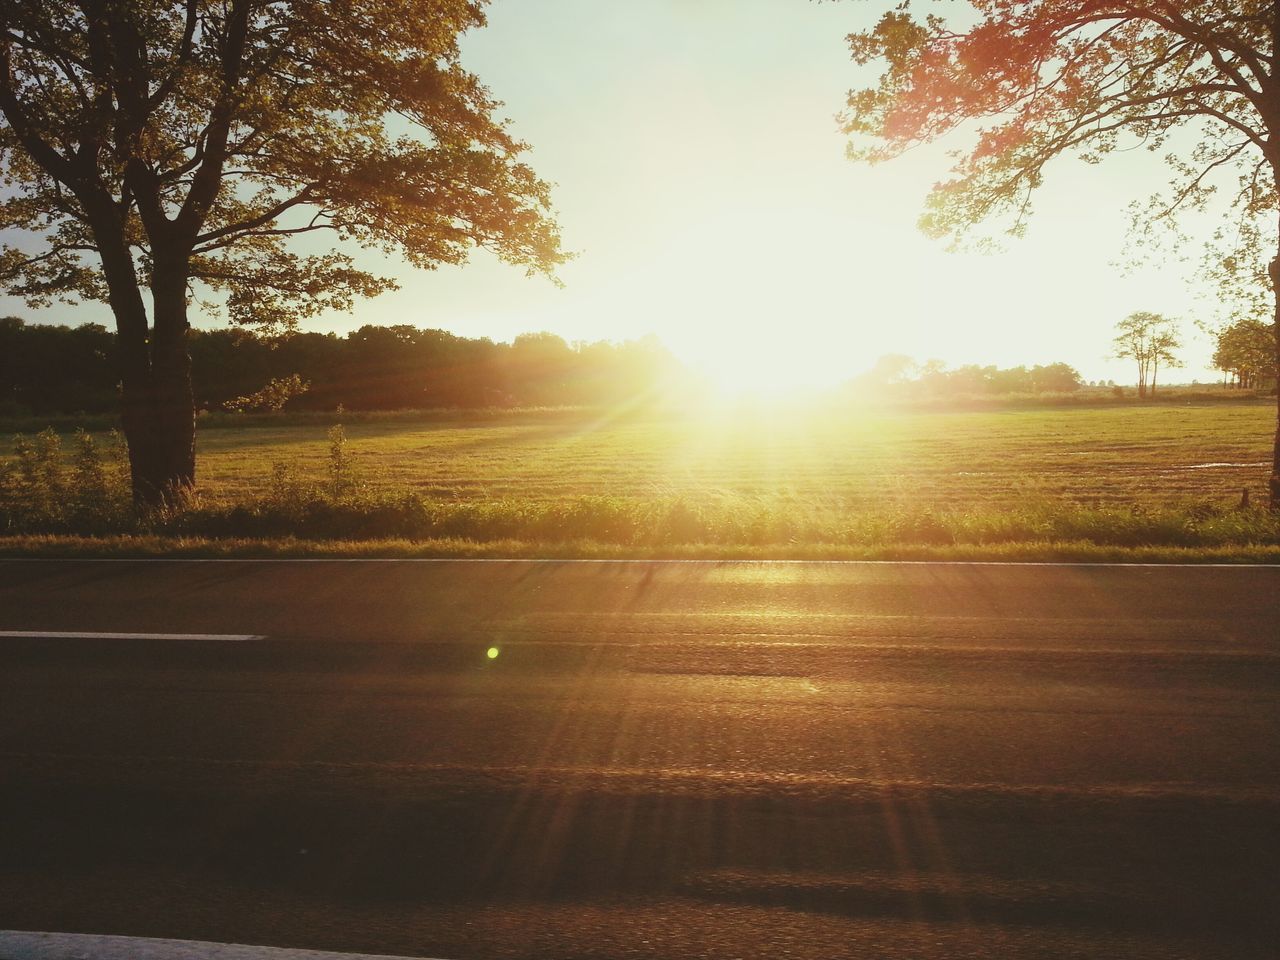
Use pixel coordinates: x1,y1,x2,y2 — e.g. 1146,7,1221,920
1,559,1278,960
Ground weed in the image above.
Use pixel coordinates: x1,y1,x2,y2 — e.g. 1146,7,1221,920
327,423,356,498
0,427,130,533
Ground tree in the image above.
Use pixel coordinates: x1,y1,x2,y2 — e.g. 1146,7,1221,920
1113,311,1180,398
866,353,919,385
845,2,1280,505
508,331,574,405
1029,362,1083,393
1114,311,1156,399
0,1,566,503
1148,318,1183,397
1213,318,1278,387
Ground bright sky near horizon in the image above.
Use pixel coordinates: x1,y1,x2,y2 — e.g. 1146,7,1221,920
6,0,1235,389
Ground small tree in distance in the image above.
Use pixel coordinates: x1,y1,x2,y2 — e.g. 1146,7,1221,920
1114,312,1155,400
1114,312,1180,399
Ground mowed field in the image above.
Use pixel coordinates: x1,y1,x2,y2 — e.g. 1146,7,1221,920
189,401,1274,508
4,399,1279,557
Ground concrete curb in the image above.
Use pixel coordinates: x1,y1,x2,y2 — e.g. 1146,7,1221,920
0,932,444,960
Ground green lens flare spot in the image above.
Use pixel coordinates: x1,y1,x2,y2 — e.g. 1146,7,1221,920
486,646,500,660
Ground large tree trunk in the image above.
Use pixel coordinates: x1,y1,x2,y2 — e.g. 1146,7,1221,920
118,329,196,506
81,196,195,507
98,234,196,507
133,255,196,505
151,255,196,488
121,385,195,506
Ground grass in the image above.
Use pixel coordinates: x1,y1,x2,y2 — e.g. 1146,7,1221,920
178,400,1275,507
1,399,1278,560
2,534,1279,563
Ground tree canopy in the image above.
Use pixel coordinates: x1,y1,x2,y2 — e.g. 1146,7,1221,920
844,1,1273,250
0,0,566,323
844,0,1280,502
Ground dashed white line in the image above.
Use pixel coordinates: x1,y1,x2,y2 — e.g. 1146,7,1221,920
0,931,443,960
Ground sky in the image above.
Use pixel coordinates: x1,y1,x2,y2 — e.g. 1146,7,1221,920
5,0,1238,389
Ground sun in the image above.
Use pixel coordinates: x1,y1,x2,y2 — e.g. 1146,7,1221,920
694,348,823,398
668,321,856,399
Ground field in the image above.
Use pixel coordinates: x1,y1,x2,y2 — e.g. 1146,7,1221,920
3,399,1279,559
190,401,1275,507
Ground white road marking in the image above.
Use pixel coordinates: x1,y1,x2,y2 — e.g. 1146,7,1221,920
0,631,264,642
0,931,444,960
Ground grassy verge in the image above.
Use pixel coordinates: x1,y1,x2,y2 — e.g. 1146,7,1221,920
2,534,1279,563
106,497,1280,547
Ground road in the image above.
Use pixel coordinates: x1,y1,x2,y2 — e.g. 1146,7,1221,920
1,559,1278,959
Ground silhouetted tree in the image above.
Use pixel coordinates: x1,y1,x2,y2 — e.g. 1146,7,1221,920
0,2,565,503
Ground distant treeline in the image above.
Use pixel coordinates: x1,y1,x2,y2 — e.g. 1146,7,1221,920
0,317,693,415
4,316,1153,419
847,354,1086,397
